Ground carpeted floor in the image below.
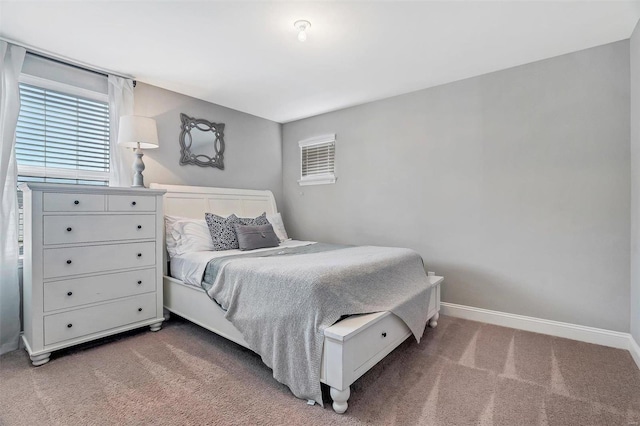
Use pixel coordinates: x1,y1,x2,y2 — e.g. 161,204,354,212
1,315,639,425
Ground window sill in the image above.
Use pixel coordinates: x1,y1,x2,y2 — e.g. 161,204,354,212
298,176,336,186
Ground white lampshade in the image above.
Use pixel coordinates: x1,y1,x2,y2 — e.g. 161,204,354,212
118,116,159,149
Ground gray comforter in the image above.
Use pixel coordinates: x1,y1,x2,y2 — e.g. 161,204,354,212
201,243,435,405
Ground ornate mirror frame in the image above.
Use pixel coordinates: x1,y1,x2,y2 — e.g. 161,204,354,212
178,113,225,169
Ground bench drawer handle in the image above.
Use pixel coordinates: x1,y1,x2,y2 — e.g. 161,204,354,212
66,227,72,232
67,324,73,328
138,308,143,312
137,253,142,258
137,280,142,285
74,200,79,205
381,332,387,338
137,225,142,229
67,291,73,296
131,201,137,206
66,260,72,265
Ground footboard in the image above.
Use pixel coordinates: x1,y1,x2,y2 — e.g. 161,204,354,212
163,273,442,414
320,275,443,413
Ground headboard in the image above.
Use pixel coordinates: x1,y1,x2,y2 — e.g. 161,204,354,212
149,183,278,218
149,184,278,276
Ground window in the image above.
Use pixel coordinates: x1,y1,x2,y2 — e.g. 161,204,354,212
16,77,110,253
298,134,336,186
16,81,110,180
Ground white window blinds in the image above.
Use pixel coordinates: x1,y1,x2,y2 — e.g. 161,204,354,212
298,134,336,186
16,82,110,181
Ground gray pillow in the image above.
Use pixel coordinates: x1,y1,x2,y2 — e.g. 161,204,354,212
234,223,280,251
205,212,269,250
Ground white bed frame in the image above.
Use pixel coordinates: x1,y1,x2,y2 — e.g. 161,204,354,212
150,183,442,413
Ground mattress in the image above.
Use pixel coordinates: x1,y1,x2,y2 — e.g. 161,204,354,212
169,239,316,287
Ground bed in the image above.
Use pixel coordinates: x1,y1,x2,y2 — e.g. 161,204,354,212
150,183,443,414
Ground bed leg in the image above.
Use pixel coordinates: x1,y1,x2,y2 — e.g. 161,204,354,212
429,312,440,328
330,386,350,414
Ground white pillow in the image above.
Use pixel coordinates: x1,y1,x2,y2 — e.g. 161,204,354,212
174,219,214,255
266,212,290,242
164,215,184,258
165,215,214,257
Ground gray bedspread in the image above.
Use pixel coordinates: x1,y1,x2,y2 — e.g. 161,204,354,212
201,243,435,405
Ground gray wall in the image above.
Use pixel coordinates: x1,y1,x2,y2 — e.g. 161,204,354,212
133,82,283,206
631,23,640,343
282,41,631,332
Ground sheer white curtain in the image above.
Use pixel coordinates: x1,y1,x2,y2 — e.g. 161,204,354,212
108,75,134,187
0,42,26,354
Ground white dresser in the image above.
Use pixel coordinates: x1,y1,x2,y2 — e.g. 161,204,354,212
20,183,166,366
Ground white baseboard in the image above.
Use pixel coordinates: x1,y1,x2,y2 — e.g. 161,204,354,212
440,302,631,350
629,336,640,370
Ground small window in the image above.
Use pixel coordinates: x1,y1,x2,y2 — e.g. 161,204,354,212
298,134,336,186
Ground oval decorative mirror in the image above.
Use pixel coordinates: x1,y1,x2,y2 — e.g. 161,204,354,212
179,113,225,169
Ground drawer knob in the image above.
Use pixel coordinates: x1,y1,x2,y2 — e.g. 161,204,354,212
381,332,387,338
138,308,143,312
137,225,142,229
137,253,142,258
67,291,73,296
66,227,72,232
137,280,142,285
67,323,73,328
131,201,137,206
66,260,72,265
74,200,79,205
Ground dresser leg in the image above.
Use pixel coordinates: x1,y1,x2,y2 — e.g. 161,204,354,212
149,321,163,332
30,352,51,366
429,312,440,328
330,386,350,414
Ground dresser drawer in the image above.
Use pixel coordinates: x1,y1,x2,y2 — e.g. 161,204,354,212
44,293,157,346
44,193,105,212
43,242,156,279
108,195,156,212
44,215,156,245
44,268,156,312
350,313,411,372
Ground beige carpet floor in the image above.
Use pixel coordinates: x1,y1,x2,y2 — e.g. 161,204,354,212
1,315,640,426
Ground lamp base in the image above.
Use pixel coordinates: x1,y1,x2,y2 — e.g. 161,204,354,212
132,148,146,188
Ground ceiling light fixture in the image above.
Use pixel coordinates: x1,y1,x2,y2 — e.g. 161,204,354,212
294,20,311,42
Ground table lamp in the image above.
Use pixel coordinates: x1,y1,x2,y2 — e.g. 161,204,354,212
117,115,159,187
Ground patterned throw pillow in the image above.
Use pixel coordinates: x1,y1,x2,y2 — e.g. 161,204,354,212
238,212,269,227
205,212,269,250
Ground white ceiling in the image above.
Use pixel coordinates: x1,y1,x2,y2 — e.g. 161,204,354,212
1,1,639,123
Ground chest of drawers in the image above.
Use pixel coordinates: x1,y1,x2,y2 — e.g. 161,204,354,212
20,183,166,366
